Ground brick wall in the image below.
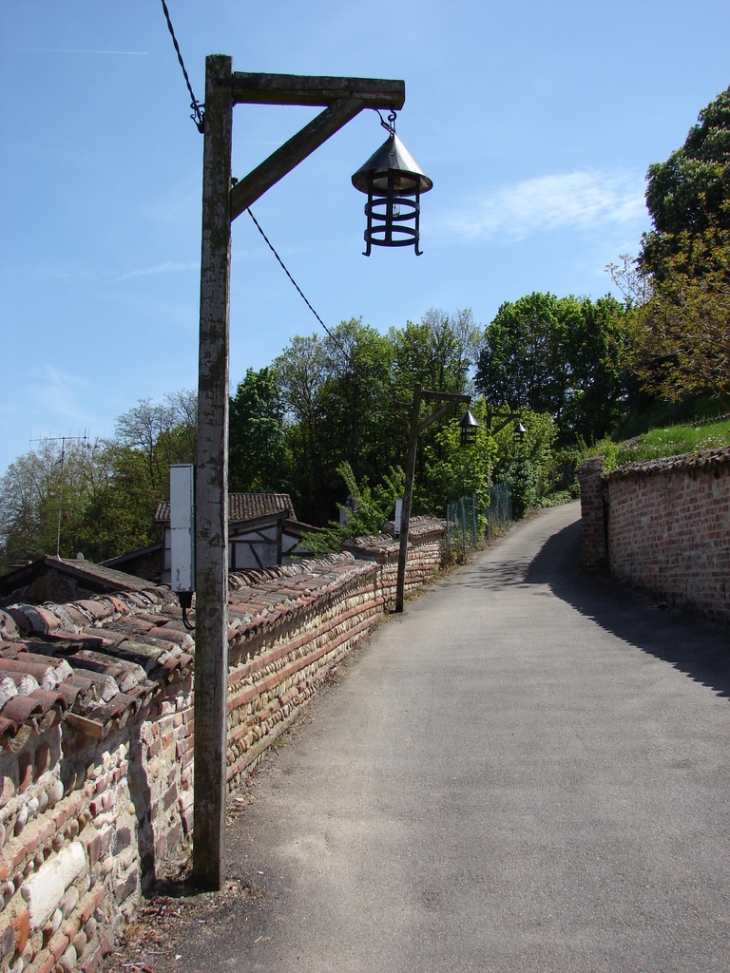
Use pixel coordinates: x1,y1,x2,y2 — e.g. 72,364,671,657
0,520,445,972
578,457,608,572
578,447,730,622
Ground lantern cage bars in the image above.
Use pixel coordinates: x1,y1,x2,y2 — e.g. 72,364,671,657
459,409,480,447
351,111,433,256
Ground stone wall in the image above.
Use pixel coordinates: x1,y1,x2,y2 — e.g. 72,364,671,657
578,447,730,622
0,520,445,972
0,692,194,973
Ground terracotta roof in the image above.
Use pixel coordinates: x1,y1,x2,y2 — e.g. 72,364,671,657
0,549,378,746
0,585,194,746
225,554,377,646
0,531,440,747
342,516,445,559
155,493,297,524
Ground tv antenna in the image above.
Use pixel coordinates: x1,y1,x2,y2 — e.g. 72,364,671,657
30,434,89,559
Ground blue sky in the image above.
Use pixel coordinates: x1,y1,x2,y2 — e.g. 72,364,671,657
2,0,730,475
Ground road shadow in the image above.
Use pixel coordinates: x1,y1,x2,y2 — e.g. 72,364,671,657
460,516,729,698
525,518,730,700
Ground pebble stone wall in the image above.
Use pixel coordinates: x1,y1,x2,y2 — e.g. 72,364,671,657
0,521,445,972
0,669,193,973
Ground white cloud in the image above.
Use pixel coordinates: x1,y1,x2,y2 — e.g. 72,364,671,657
109,261,199,284
32,365,92,423
437,170,647,242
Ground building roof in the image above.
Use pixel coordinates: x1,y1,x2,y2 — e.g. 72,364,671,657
102,544,162,569
155,493,297,525
0,556,153,603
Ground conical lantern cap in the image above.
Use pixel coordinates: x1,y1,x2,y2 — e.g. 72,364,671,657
352,133,433,196
459,410,479,430
459,408,479,447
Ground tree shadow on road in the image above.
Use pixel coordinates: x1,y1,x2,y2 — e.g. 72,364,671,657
525,519,730,700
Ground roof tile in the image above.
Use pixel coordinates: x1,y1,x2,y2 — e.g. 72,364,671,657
0,535,435,746
1,696,45,724
155,492,297,524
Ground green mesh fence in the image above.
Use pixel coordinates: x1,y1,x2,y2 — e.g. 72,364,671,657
445,495,478,561
486,480,513,541
445,483,513,559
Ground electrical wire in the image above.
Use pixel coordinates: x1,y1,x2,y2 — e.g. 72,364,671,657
159,0,205,132
246,207,353,365
158,2,351,366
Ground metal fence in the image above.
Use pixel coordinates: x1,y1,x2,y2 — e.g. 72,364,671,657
445,495,479,561
445,482,514,560
486,480,513,541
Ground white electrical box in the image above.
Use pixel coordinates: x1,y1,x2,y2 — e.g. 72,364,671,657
170,464,195,594
394,498,403,538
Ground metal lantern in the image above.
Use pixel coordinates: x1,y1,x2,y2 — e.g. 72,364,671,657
515,421,527,440
352,121,433,256
459,409,480,447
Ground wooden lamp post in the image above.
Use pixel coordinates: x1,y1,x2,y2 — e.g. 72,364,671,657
394,384,471,613
194,55,419,890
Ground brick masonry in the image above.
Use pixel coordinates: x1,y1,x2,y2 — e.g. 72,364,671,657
578,447,730,622
0,521,445,972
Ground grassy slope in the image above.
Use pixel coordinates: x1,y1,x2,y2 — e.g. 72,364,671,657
574,416,730,475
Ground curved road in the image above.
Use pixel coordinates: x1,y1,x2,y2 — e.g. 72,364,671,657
174,502,730,972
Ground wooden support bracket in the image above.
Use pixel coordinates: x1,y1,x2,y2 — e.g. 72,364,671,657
228,74,405,220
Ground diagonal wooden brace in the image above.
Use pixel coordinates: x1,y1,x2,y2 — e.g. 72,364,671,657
230,98,365,219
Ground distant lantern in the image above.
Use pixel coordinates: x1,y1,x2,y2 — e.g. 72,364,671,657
459,409,480,447
515,421,527,440
351,115,433,256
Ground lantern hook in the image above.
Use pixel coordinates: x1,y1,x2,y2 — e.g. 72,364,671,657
375,108,398,134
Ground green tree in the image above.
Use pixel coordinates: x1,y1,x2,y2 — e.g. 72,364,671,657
562,295,634,441
476,293,631,442
476,293,571,419
229,367,289,493
421,397,497,524
639,85,730,280
633,229,730,400
391,308,481,395
491,411,558,519
303,462,405,555
619,87,730,402
317,320,402,491
272,310,481,526
273,334,329,522
99,391,197,552
0,439,111,568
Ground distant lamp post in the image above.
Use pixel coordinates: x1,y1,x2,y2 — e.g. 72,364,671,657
351,112,433,255
515,421,527,440
459,409,480,447
396,383,471,613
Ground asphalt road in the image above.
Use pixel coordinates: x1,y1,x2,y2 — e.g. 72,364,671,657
173,502,730,973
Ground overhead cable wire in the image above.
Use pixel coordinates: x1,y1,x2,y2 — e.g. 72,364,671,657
159,0,204,132
158,3,351,365
246,207,353,365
